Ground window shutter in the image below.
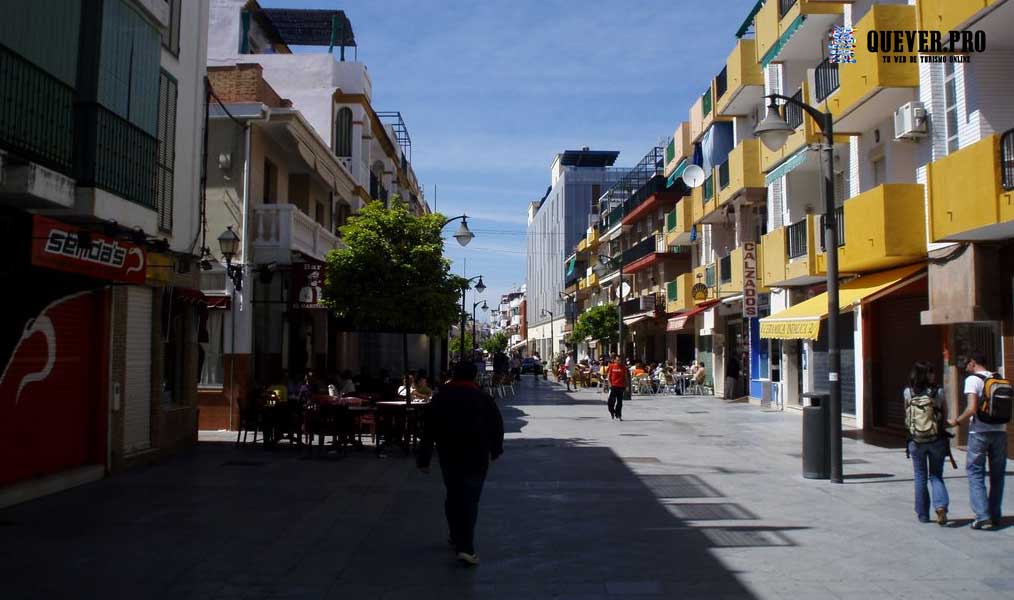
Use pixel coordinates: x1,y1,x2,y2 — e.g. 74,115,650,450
156,71,178,233
769,177,784,231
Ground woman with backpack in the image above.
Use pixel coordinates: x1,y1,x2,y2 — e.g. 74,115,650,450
904,361,950,525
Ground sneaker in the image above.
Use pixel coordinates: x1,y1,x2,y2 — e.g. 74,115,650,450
456,551,480,566
971,519,994,530
935,508,948,526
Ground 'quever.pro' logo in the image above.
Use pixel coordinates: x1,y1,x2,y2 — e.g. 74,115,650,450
828,26,856,64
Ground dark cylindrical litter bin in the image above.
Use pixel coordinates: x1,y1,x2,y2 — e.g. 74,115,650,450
802,393,830,479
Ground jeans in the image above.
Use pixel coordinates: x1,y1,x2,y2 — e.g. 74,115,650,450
440,460,488,554
608,386,624,418
966,431,1007,523
909,438,949,521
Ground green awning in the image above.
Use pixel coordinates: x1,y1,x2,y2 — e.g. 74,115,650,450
735,0,764,39
764,148,809,184
760,15,806,68
666,159,688,188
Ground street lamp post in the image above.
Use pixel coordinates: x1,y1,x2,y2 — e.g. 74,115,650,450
755,94,842,483
441,214,475,247
559,290,576,354
540,308,554,358
460,275,485,361
472,300,488,352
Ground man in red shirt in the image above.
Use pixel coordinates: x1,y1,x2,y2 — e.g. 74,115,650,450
606,354,627,421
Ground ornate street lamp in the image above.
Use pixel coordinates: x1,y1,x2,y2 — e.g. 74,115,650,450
217,226,244,291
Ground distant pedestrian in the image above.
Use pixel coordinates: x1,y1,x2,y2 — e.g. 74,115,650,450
948,353,1010,530
904,361,949,525
564,352,576,392
606,354,627,421
417,362,504,566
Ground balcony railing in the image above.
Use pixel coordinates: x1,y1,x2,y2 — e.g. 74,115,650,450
620,294,658,315
718,160,730,191
814,57,840,103
715,66,728,100
786,88,804,130
76,103,158,209
779,0,798,18
0,44,74,176
252,204,340,262
787,218,808,259
1002,128,1014,191
719,254,732,284
622,236,657,265
819,206,846,250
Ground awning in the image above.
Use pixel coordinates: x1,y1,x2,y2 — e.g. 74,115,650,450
761,14,807,68
666,159,688,188
759,264,926,340
765,147,809,184
206,294,231,309
666,300,720,331
509,339,528,351
623,313,654,327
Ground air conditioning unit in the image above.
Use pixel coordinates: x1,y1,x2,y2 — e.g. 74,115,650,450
894,101,928,140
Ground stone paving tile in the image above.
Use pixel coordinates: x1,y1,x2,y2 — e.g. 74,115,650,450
1,379,1013,599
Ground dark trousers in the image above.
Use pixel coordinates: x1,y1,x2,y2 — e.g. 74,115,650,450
608,386,624,418
440,459,488,554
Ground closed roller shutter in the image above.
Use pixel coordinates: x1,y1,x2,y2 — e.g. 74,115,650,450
872,295,936,430
124,286,152,453
813,313,856,415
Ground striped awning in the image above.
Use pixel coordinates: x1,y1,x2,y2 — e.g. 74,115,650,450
764,148,809,184
666,160,688,188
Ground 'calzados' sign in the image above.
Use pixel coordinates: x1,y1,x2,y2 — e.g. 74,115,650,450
743,241,758,317
31,215,146,284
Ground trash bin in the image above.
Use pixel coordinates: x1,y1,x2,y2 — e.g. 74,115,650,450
802,392,830,479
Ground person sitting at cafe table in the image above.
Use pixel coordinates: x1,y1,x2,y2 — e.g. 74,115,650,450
414,375,433,401
398,374,416,401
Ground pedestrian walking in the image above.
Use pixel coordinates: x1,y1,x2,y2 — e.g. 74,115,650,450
606,354,627,421
903,361,950,525
948,352,1011,530
417,362,504,565
564,352,576,392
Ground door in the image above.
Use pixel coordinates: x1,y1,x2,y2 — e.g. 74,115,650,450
124,286,152,453
873,294,938,430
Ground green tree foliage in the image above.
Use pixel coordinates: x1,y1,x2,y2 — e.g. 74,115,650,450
322,199,466,369
571,304,619,347
482,331,509,355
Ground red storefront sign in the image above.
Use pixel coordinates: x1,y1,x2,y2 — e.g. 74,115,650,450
31,215,146,284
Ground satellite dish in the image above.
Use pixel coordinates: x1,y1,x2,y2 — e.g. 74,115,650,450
682,164,706,188
617,281,631,300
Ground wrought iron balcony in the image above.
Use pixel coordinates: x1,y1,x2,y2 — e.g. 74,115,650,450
814,57,840,103
787,218,808,259
786,88,804,130
76,103,158,209
779,0,798,18
0,44,74,176
1003,128,1014,191
819,206,846,250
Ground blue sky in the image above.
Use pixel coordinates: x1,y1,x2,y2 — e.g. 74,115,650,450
263,0,759,318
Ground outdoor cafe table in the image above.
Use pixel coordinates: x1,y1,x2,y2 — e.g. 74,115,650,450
375,400,430,452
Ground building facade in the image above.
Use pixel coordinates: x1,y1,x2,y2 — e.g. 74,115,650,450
0,0,210,506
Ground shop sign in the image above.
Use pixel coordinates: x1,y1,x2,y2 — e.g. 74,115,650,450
743,241,758,317
691,283,709,302
31,215,146,284
291,261,325,308
759,319,821,341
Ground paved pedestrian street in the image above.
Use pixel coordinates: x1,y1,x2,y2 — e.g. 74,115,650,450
2,379,1013,600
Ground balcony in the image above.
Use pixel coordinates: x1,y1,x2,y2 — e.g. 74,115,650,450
666,274,695,313
917,0,1002,34
821,4,919,134
0,44,74,181
761,215,822,287
664,122,692,177
665,198,694,246
251,204,340,263
691,172,718,225
622,235,658,266
621,294,660,316
927,132,1014,242
755,0,843,69
715,39,764,117
716,138,765,208
76,103,158,210
717,247,745,295
689,96,705,143
815,184,927,273
761,82,821,173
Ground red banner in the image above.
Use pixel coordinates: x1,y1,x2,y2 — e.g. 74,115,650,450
31,215,146,284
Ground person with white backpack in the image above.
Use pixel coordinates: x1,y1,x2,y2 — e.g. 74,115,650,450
904,361,950,525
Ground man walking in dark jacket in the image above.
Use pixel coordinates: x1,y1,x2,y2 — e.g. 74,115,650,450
417,362,504,566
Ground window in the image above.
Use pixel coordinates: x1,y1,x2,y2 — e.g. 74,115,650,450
943,62,960,153
156,70,177,232
263,158,277,203
161,0,181,56
334,107,353,157
97,0,161,134
200,311,225,387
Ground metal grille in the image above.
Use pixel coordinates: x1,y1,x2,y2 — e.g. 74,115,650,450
0,43,74,175
814,57,839,103
779,0,798,18
640,474,722,498
1002,128,1014,191
787,218,808,259
669,503,755,520
819,206,845,250
786,88,804,130
156,71,177,232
